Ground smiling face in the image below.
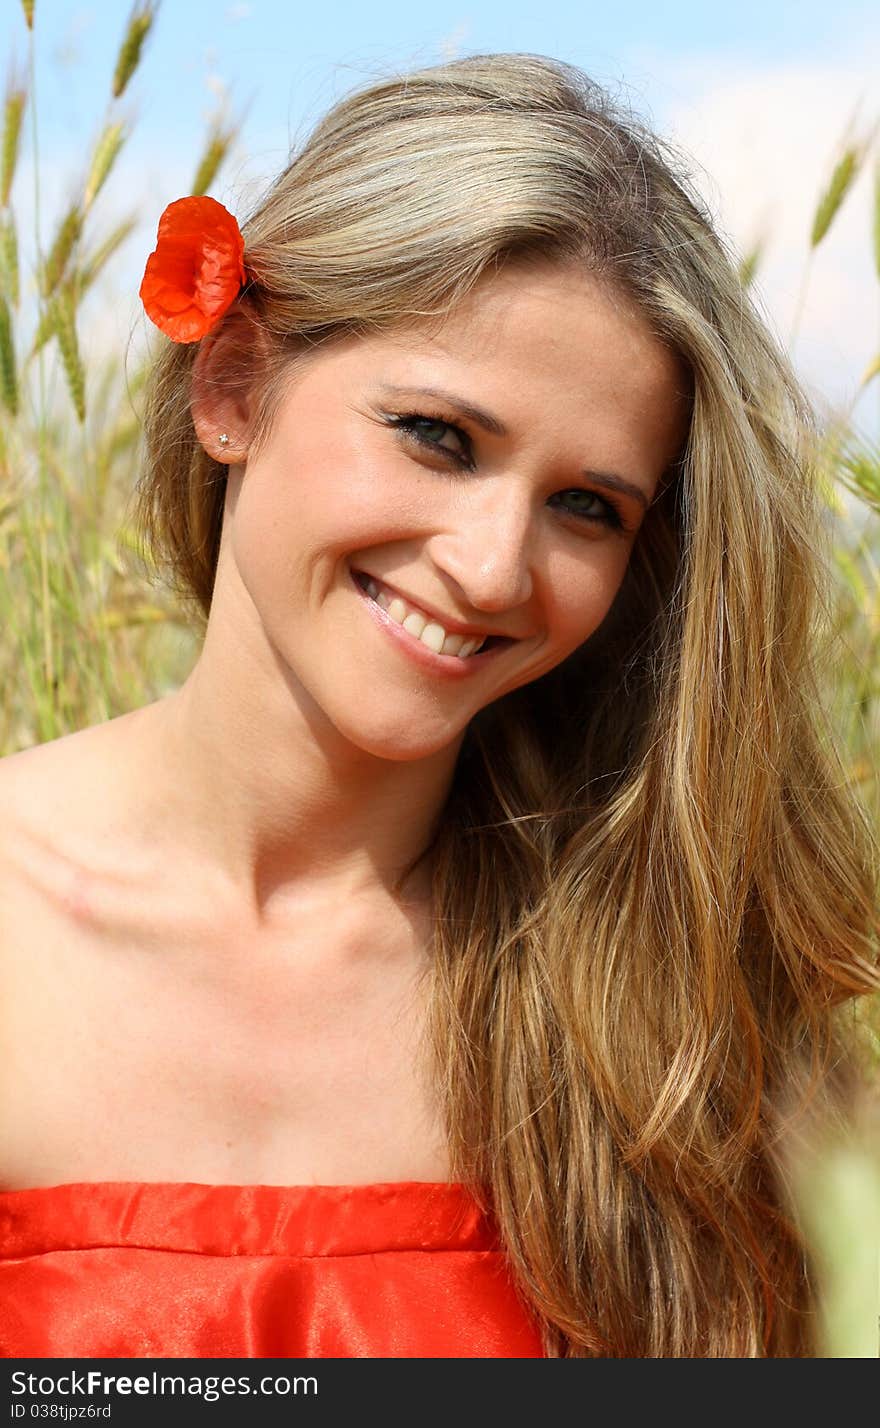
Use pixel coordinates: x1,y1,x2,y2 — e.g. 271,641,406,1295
200,260,690,762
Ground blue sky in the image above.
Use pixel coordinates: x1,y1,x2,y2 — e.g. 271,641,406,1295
3,1,879,447
8,1,878,150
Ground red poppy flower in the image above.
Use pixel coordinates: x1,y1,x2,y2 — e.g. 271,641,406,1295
139,196,246,343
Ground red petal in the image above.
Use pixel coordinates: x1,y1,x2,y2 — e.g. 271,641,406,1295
140,196,245,343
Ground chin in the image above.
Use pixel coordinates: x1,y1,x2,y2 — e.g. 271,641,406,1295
358,725,465,764
330,706,467,764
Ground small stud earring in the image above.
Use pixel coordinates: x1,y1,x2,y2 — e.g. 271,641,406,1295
218,432,229,446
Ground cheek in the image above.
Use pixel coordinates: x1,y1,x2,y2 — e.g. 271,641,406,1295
545,549,631,648
228,442,415,615
230,476,301,587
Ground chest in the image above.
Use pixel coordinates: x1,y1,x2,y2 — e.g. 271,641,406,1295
0,846,448,1190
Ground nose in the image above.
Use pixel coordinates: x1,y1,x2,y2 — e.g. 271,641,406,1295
426,483,535,615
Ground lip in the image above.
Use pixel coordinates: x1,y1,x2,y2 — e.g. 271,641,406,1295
351,568,514,677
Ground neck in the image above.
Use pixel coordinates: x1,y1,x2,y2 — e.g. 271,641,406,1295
139,589,462,934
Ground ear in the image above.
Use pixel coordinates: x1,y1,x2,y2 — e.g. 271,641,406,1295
189,303,271,464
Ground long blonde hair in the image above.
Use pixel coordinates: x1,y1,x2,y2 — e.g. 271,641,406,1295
134,53,880,1356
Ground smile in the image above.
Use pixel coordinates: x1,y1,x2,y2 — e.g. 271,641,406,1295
351,569,514,673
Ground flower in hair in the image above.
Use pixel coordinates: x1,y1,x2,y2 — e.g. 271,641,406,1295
139,195,246,343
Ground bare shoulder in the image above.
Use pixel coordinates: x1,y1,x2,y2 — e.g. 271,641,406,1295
0,709,159,930
0,721,106,823
0,718,124,853
0,728,89,881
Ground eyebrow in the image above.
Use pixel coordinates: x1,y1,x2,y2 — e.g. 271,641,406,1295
375,383,650,510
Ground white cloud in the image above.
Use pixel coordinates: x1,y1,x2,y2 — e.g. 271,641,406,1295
624,39,880,448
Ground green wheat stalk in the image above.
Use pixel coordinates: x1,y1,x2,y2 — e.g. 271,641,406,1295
873,156,880,279
737,236,765,291
29,220,137,359
812,148,860,247
1,83,26,208
810,121,878,249
84,121,128,211
0,213,18,306
48,289,85,422
40,202,83,298
77,215,138,290
790,118,878,348
0,293,17,414
112,3,158,101
191,118,237,198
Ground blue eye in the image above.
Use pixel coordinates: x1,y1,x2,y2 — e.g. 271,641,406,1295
393,415,467,464
386,412,628,532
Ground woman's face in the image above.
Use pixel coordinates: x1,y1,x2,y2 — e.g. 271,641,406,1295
220,262,690,760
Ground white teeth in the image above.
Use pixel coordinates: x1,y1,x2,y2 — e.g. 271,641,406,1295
419,622,446,654
360,573,489,657
401,610,427,639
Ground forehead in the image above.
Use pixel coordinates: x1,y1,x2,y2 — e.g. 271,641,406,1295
320,262,688,416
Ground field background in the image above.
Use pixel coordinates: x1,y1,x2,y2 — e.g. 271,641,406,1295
1,0,878,1356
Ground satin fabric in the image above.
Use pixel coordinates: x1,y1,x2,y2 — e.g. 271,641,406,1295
0,1179,545,1358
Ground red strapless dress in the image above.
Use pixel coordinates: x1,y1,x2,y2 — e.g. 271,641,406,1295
0,1180,545,1358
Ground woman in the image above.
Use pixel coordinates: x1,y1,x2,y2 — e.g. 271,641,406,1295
1,52,877,1358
